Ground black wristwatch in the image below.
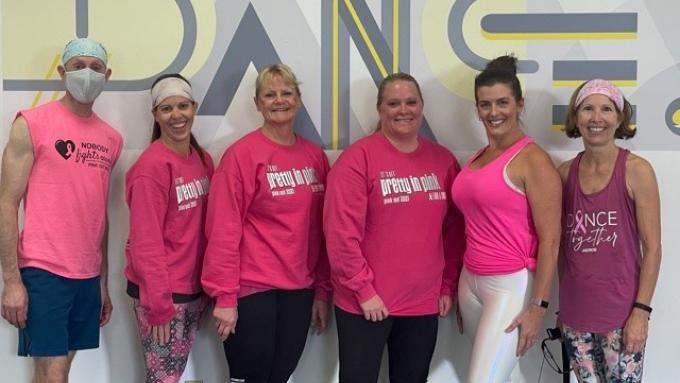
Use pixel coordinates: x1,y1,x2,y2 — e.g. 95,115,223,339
632,302,652,314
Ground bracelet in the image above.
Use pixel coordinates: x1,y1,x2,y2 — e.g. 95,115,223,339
632,302,652,314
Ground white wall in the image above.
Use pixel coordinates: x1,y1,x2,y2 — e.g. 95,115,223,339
2,1,679,382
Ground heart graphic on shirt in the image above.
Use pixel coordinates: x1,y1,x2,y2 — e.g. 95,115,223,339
55,139,76,160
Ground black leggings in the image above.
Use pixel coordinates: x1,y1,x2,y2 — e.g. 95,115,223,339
335,306,439,383
224,289,314,383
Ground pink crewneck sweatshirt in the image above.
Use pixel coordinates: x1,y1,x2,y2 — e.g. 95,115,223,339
451,136,538,275
201,129,331,308
125,140,214,325
324,132,465,316
17,100,123,278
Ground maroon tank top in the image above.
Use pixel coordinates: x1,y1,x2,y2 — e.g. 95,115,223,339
560,148,641,332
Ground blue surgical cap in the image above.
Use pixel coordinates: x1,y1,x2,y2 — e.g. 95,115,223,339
62,38,108,66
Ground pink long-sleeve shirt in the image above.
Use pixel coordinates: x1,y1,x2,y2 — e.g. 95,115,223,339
324,132,465,316
125,141,214,325
202,129,331,308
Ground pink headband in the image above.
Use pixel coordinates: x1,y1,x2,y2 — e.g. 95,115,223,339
575,79,624,111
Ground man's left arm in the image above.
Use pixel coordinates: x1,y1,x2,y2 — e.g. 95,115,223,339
99,217,112,327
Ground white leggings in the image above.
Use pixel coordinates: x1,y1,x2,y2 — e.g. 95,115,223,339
458,266,533,383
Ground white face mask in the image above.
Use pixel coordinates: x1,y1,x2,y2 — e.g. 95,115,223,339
64,68,106,104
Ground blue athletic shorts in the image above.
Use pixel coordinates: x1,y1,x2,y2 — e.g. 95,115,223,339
18,267,101,357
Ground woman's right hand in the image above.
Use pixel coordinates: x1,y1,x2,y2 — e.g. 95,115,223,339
213,306,238,341
360,294,389,322
151,323,172,345
310,299,329,334
147,308,179,345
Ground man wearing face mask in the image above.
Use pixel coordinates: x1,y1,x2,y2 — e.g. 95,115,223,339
0,37,123,382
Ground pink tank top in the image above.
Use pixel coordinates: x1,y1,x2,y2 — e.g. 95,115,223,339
451,136,538,275
17,101,123,278
560,148,640,332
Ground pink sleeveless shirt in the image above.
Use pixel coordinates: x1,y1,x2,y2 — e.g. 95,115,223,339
560,148,641,332
17,101,123,278
451,136,538,275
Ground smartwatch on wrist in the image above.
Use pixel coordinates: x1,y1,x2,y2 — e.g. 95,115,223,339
530,298,549,309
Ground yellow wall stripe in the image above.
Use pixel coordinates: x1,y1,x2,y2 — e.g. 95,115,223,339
31,54,61,107
392,0,399,73
553,80,637,88
482,31,637,40
552,124,637,132
332,0,339,149
344,0,388,77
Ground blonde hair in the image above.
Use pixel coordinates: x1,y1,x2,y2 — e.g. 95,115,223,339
255,64,301,99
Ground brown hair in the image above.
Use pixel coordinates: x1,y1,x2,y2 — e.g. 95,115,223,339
376,72,423,109
474,55,522,104
375,73,424,131
563,81,636,139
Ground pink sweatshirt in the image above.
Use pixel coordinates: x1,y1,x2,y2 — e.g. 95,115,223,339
201,129,331,308
125,141,214,325
451,136,538,275
17,100,123,278
324,132,465,316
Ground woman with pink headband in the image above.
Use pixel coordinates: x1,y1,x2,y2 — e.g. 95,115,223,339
558,79,661,382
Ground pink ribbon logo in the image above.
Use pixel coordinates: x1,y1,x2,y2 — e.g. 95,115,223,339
574,211,587,234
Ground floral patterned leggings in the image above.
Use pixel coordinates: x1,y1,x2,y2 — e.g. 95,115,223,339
562,325,645,383
133,297,209,383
